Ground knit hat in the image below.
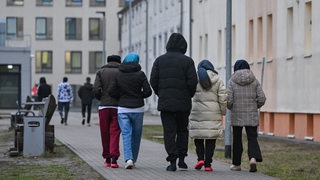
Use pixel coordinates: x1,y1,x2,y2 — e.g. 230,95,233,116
234,59,250,72
107,55,121,63
123,52,139,63
197,60,218,90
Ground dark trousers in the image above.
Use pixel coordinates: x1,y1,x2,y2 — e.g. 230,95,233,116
160,111,190,162
81,103,92,123
232,126,262,166
58,102,70,123
194,139,216,167
98,108,121,159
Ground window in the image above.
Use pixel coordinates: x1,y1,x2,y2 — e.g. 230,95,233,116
287,7,293,59
89,18,102,40
248,19,254,60
35,51,53,73
6,17,23,38
257,17,263,59
65,18,82,40
267,14,273,60
36,0,53,6
65,51,82,73
7,0,24,6
304,1,312,56
89,0,105,7
89,51,103,73
66,0,82,7
36,17,53,40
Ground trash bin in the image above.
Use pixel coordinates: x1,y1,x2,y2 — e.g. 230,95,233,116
23,116,45,157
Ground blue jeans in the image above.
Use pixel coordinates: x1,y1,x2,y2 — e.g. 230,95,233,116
118,112,143,163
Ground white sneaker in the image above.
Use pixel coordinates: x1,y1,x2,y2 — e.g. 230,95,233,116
125,159,134,169
230,164,241,171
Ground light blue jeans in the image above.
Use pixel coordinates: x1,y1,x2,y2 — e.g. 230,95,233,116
118,112,143,163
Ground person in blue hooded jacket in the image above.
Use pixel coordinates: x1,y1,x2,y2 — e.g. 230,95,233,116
108,52,152,169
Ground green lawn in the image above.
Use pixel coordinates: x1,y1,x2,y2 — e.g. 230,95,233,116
142,124,320,180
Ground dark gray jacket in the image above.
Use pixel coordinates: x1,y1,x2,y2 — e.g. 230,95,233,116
93,62,120,106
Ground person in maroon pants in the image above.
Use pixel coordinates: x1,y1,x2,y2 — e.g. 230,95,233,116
93,55,122,168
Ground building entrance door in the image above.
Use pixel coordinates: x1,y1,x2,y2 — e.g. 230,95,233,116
0,64,21,109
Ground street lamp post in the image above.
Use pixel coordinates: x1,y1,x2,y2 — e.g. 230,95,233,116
96,11,106,64
225,0,232,159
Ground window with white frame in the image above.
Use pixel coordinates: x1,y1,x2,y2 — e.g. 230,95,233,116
36,17,53,40
35,50,53,73
65,51,82,73
7,0,24,6
65,18,82,40
6,17,23,38
89,18,102,40
89,51,103,73
66,0,82,7
36,0,53,6
89,0,105,7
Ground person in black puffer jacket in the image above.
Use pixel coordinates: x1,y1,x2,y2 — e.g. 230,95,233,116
150,33,198,171
109,52,152,169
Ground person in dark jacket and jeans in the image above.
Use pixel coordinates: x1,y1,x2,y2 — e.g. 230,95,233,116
78,77,94,126
109,52,152,169
93,55,122,168
150,33,198,171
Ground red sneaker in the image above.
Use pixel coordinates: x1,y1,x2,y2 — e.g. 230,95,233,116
194,160,205,170
111,163,119,168
104,159,111,167
205,167,213,171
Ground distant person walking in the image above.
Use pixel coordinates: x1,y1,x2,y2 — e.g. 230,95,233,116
93,55,122,168
226,59,266,172
109,52,152,169
37,77,52,102
57,77,73,126
150,33,198,171
78,77,94,126
189,60,227,172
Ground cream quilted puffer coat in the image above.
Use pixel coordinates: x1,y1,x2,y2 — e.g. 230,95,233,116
189,71,227,139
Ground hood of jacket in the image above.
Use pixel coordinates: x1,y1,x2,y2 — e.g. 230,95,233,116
231,69,256,86
119,62,141,73
166,33,187,54
208,71,219,85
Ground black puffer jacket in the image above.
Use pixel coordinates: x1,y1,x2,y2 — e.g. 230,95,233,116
108,62,152,108
150,33,198,112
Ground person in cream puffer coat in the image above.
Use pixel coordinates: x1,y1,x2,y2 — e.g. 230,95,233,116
189,60,227,171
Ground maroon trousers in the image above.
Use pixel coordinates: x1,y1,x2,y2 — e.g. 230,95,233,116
98,108,121,160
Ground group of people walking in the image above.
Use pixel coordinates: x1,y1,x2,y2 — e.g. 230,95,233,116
32,32,266,173
93,32,266,173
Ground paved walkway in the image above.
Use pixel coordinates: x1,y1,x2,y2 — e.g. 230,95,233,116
51,109,277,180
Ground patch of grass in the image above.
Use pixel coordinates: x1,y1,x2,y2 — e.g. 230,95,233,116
142,124,320,179
0,129,103,180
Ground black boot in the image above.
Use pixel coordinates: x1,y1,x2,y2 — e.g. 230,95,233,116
178,157,188,170
166,160,177,171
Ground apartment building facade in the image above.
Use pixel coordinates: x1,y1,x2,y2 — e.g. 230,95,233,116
0,0,121,108
191,0,320,142
118,0,320,142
